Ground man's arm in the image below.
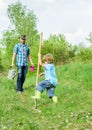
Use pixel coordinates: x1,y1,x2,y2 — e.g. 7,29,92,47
11,53,16,67
28,54,34,66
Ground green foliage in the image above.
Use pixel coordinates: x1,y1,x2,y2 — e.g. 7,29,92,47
0,1,39,48
0,31,19,69
7,1,39,45
87,32,92,44
42,34,76,64
77,47,92,62
1,30,19,46
0,50,2,69
0,49,5,71
0,63,92,129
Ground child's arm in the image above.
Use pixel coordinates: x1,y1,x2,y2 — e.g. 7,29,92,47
39,72,44,77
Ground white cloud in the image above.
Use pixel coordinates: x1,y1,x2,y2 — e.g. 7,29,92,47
0,0,6,10
0,0,92,47
65,29,87,42
65,29,90,47
37,0,56,3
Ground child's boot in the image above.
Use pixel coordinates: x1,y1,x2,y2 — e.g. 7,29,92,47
32,90,41,99
35,90,41,99
52,96,58,103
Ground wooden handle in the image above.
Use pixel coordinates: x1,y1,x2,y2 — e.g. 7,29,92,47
35,32,43,109
36,32,43,86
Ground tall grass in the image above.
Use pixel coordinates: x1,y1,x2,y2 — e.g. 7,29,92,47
0,62,92,130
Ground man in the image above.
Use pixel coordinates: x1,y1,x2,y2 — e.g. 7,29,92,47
11,35,34,93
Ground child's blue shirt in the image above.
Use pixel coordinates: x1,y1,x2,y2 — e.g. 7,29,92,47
44,63,57,87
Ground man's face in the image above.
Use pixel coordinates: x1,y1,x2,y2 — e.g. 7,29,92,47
20,38,26,44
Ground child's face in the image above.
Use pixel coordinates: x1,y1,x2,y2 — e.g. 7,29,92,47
43,54,53,64
44,61,48,64
44,60,51,64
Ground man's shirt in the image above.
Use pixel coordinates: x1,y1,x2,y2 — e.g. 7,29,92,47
14,43,30,66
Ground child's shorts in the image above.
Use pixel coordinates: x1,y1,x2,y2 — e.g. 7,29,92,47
36,80,55,97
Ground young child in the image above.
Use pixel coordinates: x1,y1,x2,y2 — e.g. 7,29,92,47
32,53,58,103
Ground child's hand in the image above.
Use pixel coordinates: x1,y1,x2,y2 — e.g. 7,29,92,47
39,72,44,77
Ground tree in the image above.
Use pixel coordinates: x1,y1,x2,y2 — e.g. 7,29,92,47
0,50,1,69
1,1,39,47
42,34,73,64
86,32,92,45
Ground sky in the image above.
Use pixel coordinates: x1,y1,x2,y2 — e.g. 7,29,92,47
0,0,92,46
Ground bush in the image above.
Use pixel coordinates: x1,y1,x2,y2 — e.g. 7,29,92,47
42,34,76,64
78,48,92,62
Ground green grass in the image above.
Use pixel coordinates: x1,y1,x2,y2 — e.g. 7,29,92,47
0,62,92,130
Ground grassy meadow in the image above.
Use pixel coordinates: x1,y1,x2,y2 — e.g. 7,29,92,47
0,62,92,130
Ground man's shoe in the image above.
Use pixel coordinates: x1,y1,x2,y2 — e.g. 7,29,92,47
17,91,22,94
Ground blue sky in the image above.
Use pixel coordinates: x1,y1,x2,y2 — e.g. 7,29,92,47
0,0,92,46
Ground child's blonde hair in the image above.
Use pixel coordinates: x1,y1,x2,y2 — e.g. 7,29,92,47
43,53,54,63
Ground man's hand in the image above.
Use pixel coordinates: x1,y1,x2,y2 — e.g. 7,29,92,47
31,62,34,66
28,55,34,66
